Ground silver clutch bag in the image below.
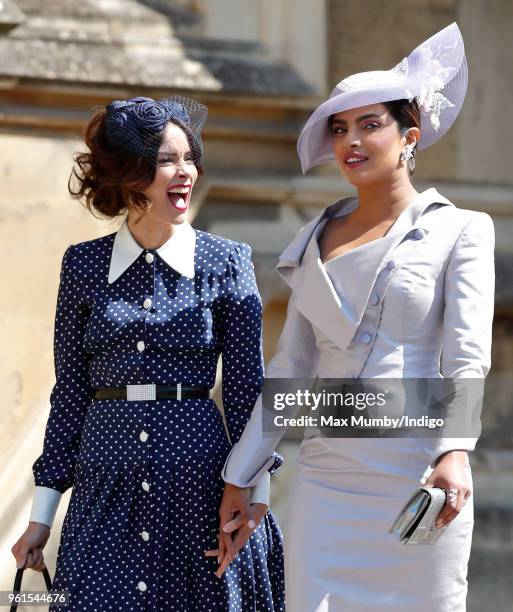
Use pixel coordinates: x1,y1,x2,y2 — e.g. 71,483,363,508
389,486,447,545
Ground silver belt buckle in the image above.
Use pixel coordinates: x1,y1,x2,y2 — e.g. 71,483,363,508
126,384,156,401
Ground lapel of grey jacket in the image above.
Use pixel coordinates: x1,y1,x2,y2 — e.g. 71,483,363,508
276,188,454,352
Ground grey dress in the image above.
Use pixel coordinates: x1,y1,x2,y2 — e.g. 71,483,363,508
222,188,495,611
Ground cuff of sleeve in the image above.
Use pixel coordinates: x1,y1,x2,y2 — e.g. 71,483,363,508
429,438,477,469
222,455,276,488
249,472,270,507
29,486,62,528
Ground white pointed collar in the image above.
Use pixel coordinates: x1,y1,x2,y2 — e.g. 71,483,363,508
108,218,196,283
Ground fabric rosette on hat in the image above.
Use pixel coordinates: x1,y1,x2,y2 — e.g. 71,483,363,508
104,95,208,167
297,22,468,173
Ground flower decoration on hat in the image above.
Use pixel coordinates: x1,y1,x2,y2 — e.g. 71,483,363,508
405,45,457,131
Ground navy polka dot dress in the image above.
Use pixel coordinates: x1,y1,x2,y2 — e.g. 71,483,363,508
32,225,285,611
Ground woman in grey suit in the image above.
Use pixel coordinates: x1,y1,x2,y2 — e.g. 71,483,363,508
212,23,494,612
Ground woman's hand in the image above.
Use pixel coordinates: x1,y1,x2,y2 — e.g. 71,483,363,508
11,522,51,571
424,450,472,528
204,484,268,577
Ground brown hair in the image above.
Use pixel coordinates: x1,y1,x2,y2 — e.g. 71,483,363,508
68,107,203,219
384,98,421,174
384,98,421,133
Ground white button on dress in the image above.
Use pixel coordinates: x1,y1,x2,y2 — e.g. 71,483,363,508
145,252,155,263
360,333,372,344
141,531,150,541
137,340,145,352
139,431,149,442
143,298,152,310
137,581,147,592
141,481,150,492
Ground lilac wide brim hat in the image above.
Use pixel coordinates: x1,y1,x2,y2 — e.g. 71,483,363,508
297,22,468,174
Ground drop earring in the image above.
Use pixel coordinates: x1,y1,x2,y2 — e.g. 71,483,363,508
400,142,416,173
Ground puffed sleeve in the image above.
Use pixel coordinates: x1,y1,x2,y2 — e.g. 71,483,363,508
430,212,495,466
219,242,283,505
222,281,320,488
29,245,92,527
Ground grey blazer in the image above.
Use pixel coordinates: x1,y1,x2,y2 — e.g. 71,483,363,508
222,187,495,487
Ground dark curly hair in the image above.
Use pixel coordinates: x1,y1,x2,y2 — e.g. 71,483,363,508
68,107,203,219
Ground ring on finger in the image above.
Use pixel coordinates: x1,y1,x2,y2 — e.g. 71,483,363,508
445,488,458,502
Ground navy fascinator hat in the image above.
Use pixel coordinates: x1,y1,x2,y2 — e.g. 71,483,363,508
104,95,208,167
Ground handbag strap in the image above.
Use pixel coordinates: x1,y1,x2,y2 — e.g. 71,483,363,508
10,567,53,612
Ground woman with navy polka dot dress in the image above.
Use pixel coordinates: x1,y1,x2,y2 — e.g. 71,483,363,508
11,96,285,611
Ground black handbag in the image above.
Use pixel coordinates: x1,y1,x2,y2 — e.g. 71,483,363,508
10,566,53,612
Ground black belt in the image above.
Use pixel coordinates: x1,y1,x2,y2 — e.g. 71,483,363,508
93,384,211,401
